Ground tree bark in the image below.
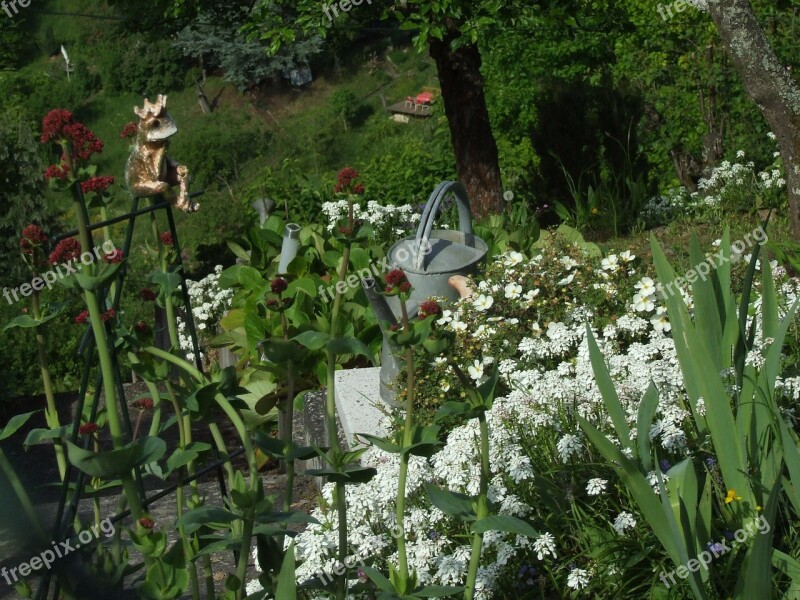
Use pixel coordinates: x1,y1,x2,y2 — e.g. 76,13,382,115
706,0,800,238
428,32,503,217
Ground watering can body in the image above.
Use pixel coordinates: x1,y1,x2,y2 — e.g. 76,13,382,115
364,181,488,404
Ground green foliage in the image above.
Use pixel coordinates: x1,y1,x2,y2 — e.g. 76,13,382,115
96,33,186,95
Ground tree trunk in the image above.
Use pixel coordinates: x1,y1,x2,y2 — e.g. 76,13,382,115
428,33,503,217
706,0,800,238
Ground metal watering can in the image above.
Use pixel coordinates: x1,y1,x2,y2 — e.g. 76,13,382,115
363,181,488,404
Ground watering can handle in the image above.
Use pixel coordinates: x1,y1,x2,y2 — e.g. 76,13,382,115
412,181,473,270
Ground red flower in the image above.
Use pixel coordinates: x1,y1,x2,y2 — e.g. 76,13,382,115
385,269,407,286
334,166,361,193
138,517,155,529
104,249,124,264
20,225,48,255
49,238,82,265
120,122,138,139
338,226,353,236
40,109,104,162
353,183,365,195
140,288,157,302
398,281,412,293
271,277,288,294
40,109,74,143
79,422,98,436
418,299,441,318
74,310,89,325
133,397,154,410
159,231,174,246
44,163,70,181
101,308,116,322
134,320,151,333
81,176,115,195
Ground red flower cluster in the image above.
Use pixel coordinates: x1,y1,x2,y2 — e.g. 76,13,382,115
140,288,157,301
120,122,138,139
271,277,288,294
101,308,116,322
159,231,174,246
19,224,48,255
81,176,114,195
79,422,98,436
40,109,104,161
134,320,151,333
418,299,442,318
44,163,70,181
40,109,74,143
138,517,155,529
104,249,124,264
334,166,365,194
133,397,154,410
74,310,89,325
385,268,411,294
49,238,82,265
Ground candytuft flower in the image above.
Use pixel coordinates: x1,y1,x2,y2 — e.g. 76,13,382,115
49,238,82,265
79,422,98,436
81,176,115,195
20,225,48,255
74,310,89,325
159,231,174,246
104,249,124,264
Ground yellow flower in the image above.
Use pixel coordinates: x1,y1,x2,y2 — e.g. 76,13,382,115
756,505,762,511
724,489,742,504
591,208,599,215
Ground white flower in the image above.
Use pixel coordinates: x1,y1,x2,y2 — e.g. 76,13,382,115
450,320,468,332
635,276,656,296
556,434,582,463
467,360,484,381
567,568,591,590
601,254,619,272
650,307,670,332
557,273,575,286
504,283,522,299
523,288,540,303
619,250,635,263
586,478,607,496
473,294,494,312
612,512,637,535
503,251,524,267
633,293,655,313
533,532,557,560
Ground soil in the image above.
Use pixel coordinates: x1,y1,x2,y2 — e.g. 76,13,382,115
0,383,320,600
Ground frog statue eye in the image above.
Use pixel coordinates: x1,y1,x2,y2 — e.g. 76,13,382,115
152,119,161,129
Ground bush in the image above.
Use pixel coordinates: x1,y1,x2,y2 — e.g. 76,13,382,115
96,33,186,95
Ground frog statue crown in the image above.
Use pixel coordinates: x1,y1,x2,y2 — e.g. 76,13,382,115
134,94,169,120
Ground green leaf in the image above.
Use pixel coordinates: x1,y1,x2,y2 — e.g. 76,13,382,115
586,326,631,449
0,411,39,441
65,436,166,479
424,483,476,521
472,515,538,538
24,424,71,448
327,336,376,364
178,507,238,534
359,433,402,454
293,331,329,351
637,383,660,473
276,542,297,600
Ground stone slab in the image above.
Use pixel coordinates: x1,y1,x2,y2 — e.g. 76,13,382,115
333,367,387,447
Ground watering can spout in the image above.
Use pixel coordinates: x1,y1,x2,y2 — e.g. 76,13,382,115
362,277,398,332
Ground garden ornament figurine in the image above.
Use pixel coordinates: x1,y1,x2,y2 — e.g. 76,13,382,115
125,94,198,212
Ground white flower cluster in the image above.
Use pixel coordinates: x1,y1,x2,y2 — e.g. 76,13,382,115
176,265,233,362
321,200,422,240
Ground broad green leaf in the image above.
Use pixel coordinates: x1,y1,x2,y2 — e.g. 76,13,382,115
0,411,39,441
472,515,538,538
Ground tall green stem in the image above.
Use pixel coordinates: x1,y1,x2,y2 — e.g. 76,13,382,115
327,235,352,600
0,447,47,542
73,182,143,520
395,297,414,580
30,291,66,480
464,414,490,600
280,309,295,513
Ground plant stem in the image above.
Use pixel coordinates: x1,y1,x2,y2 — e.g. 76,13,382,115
395,297,415,580
280,309,295,513
0,447,47,542
327,237,352,600
31,290,66,480
235,509,255,600
464,413,490,600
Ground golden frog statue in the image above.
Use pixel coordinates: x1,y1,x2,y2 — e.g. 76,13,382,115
125,94,198,212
